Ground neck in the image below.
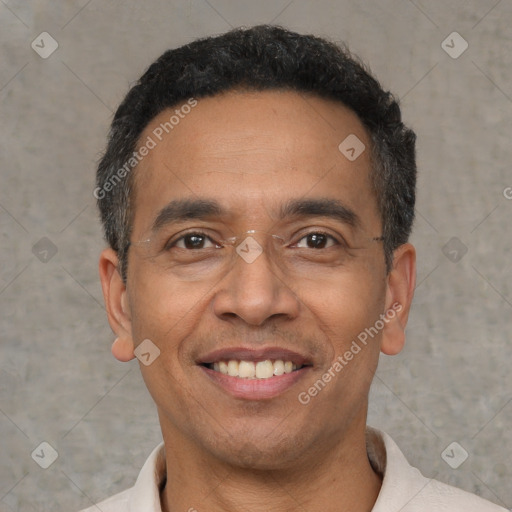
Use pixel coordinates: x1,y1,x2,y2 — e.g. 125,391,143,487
159,417,382,512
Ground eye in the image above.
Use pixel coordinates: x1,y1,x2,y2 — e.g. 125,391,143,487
167,232,220,250
294,231,340,249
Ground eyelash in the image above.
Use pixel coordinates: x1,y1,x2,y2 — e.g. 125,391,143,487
165,230,345,250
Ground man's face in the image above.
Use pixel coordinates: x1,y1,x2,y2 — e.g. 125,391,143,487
121,90,394,468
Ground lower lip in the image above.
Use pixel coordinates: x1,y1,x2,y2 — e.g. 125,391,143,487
199,365,311,400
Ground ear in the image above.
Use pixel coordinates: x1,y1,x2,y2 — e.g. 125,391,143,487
380,243,416,356
98,248,135,362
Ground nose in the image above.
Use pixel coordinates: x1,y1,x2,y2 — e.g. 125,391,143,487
211,234,300,327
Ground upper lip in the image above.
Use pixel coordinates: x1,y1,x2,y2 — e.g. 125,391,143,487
197,346,313,366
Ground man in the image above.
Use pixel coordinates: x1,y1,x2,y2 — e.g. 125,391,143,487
84,25,506,511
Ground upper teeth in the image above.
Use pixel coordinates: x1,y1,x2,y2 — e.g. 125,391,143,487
211,360,299,379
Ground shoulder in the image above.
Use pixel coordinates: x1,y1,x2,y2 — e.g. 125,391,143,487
417,477,508,511
368,427,508,512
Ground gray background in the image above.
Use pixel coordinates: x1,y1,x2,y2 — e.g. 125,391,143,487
1,1,511,510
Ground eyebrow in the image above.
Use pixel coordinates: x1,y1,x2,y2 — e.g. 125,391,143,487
151,197,360,232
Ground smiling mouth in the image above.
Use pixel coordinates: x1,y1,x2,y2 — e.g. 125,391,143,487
200,359,309,379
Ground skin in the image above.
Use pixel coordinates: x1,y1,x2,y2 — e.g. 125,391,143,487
99,89,416,512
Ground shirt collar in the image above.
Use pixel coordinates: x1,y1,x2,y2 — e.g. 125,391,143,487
126,426,426,511
366,426,433,511
128,439,166,512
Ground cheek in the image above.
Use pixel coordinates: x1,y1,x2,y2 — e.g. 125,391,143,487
128,263,208,342
300,269,387,394
306,265,385,330
127,271,206,410
312,274,384,396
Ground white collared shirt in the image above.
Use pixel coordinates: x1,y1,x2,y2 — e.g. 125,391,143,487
79,427,507,511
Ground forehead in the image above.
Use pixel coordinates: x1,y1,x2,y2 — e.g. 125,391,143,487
131,90,380,235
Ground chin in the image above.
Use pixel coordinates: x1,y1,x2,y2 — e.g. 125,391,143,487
211,432,308,471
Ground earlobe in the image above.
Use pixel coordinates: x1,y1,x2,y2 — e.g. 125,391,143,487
98,248,135,362
111,337,135,362
380,243,416,356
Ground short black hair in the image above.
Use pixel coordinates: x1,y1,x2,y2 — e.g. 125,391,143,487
95,24,416,281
